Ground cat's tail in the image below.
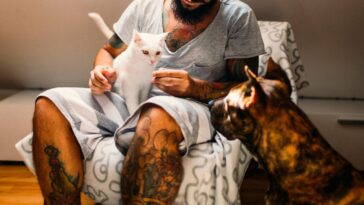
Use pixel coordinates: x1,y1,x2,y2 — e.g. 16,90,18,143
88,12,113,39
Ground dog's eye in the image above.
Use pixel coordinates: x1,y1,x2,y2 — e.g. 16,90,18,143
245,87,252,96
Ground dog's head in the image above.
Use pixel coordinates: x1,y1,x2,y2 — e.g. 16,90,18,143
210,58,292,143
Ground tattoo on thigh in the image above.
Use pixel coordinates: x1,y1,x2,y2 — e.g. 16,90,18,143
121,112,183,204
44,145,80,205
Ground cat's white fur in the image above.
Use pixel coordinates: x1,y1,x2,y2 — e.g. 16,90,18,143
88,12,167,113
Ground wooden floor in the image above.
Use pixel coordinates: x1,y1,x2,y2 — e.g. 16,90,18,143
240,169,268,205
0,162,268,205
0,162,94,205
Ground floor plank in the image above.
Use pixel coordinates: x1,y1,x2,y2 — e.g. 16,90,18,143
1,163,269,204
0,164,94,205
240,169,268,205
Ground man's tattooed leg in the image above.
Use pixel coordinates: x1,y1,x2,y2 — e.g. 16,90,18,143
121,105,183,205
45,145,81,205
32,98,84,205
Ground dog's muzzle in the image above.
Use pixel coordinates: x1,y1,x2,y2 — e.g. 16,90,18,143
209,98,226,127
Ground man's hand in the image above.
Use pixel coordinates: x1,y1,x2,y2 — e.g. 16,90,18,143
89,65,117,95
152,69,196,98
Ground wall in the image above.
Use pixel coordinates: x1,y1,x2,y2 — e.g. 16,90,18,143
245,0,364,98
0,0,129,89
0,0,363,98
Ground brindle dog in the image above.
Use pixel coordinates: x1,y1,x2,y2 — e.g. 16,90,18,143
210,58,364,205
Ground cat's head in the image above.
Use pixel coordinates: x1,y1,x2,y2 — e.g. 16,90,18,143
130,30,168,66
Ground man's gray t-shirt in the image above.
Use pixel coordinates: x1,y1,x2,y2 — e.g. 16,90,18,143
113,0,265,82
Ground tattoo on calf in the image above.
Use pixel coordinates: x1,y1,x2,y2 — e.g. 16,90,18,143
121,111,183,204
44,145,81,205
108,33,124,49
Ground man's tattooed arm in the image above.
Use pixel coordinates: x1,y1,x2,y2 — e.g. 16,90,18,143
93,33,127,67
103,33,128,58
189,56,259,102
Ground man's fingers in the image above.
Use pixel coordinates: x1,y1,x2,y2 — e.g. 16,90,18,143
93,78,110,90
94,70,109,84
154,83,175,95
102,69,117,83
89,78,111,94
102,68,117,78
152,77,182,87
153,70,187,78
89,80,103,95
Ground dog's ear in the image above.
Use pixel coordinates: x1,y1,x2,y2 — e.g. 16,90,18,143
265,58,292,97
245,65,258,83
267,58,281,72
244,66,266,108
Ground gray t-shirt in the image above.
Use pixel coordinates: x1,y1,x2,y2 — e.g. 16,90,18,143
113,0,265,82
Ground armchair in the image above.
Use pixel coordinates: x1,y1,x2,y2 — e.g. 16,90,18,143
15,21,304,204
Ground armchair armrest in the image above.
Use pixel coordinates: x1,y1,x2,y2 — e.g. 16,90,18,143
258,21,308,103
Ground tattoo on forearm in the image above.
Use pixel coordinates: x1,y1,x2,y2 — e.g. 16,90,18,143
121,110,183,204
189,57,259,102
190,80,237,102
108,33,124,49
44,145,81,205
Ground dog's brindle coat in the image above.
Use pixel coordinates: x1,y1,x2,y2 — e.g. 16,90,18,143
210,58,364,205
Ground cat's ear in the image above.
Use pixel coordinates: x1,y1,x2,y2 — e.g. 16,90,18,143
244,66,266,108
159,32,169,43
132,29,142,44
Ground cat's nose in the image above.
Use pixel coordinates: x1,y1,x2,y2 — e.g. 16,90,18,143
150,60,156,65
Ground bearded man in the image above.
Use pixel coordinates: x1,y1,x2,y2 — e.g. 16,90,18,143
32,0,265,204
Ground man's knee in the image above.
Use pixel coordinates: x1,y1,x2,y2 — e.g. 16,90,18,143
34,97,56,119
33,97,70,137
140,104,170,120
137,104,183,149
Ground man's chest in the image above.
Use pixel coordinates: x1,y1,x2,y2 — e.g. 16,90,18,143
164,26,205,52
162,5,212,52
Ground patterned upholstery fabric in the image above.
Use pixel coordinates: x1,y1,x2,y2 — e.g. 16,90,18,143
258,21,307,103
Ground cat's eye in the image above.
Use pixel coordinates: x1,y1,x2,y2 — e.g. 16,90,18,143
156,51,161,55
142,50,149,55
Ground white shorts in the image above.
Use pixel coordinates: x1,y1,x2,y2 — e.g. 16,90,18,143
19,87,252,205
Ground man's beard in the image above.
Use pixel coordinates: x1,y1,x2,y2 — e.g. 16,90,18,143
171,0,218,25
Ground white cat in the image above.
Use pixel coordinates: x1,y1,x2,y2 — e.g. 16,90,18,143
88,13,167,113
